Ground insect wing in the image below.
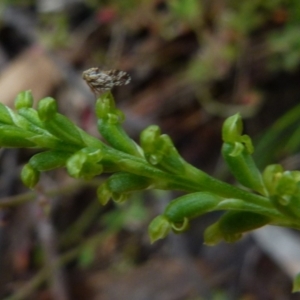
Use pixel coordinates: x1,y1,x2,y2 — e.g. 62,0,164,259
106,70,131,86
82,68,131,94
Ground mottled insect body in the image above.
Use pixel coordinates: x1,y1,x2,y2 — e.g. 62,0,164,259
82,67,131,94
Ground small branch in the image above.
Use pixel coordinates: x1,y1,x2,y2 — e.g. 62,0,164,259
4,230,114,300
0,178,102,208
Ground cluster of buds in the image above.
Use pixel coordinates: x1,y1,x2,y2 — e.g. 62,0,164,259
2,88,300,291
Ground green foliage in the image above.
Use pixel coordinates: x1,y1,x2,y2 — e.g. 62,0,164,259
3,90,300,291
205,211,270,244
254,103,300,167
169,0,202,23
293,273,300,293
268,26,300,71
38,12,70,48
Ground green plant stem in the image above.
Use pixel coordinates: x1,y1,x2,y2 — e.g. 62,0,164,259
105,146,273,207
103,147,294,226
184,164,271,207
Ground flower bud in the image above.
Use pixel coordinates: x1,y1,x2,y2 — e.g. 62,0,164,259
148,215,171,243
221,114,267,195
107,172,151,198
262,164,283,195
66,149,103,180
97,119,142,157
222,142,266,195
203,223,223,246
95,92,122,120
29,151,71,171
222,113,253,153
164,192,221,224
97,172,151,205
140,125,161,156
15,90,34,110
140,125,185,174
21,164,40,188
218,211,270,243
37,97,58,121
268,170,300,220
97,183,112,205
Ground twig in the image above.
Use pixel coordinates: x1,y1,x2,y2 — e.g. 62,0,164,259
0,178,103,208
5,229,114,300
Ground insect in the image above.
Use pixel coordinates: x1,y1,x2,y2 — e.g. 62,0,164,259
82,68,131,94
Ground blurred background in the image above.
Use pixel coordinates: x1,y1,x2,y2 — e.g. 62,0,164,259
1,0,300,299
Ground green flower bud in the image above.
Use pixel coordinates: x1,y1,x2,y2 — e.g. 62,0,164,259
95,92,122,120
98,119,142,157
262,164,283,195
203,223,223,246
148,215,171,243
222,113,243,141
269,171,300,220
156,135,186,174
276,171,298,196
95,92,142,156
15,90,34,110
222,113,253,153
164,192,222,224
66,149,103,180
262,166,300,218
21,164,40,188
221,112,267,196
97,182,112,205
222,142,266,195
106,172,151,199
81,147,103,161
140,125,185,174
37,97,58,121
97,172,151,205
111,193,129,203
218,211,270,243
270,194,300,220
29,151,71,171
140,125,161,156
